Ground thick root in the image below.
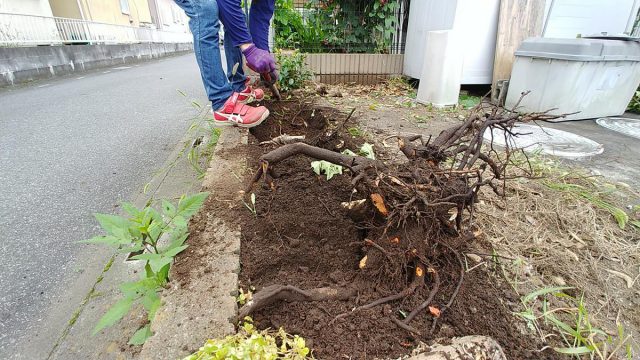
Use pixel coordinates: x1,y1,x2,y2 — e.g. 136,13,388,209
237,285,356,320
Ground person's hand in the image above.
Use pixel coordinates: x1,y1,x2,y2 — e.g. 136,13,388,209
242,44,276,74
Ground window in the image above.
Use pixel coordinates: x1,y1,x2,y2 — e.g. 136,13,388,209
120,0,130,15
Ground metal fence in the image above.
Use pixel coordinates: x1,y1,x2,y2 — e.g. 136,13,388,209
0,12,192,47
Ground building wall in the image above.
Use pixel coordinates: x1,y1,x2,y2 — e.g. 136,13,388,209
153,0,188,32
48,0,81,19
0,0,54,16
48,0,152,27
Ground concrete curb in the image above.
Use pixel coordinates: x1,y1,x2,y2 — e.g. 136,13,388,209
1,42,193,87
139,127,247,359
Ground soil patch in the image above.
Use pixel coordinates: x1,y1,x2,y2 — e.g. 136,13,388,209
217,99,559,359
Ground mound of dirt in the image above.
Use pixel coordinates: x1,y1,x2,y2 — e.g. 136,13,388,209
218,99,560,359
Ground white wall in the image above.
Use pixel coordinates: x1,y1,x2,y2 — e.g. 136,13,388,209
156,0,189,32
542,0,640,38
0,0,54,16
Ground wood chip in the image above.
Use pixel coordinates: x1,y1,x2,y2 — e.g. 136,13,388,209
370,193,389,216
359,255,368,270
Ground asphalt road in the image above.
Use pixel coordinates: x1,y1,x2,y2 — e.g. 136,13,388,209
0,53,207,357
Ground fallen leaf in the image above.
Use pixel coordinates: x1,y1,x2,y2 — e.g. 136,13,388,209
465,253,482,263
448,208,458,222
359,255,368,270
428,306,441,318
390,237,400,244
415,266,424,277
370,193,389,216
605,269,633,288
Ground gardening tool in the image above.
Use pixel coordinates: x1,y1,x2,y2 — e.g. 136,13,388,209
262,71,282,101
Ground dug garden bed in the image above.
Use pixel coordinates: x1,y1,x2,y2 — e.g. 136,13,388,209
177,97,564,359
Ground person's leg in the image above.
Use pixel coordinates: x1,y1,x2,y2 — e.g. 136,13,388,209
249,0,275,51
224,28,247,93
174,0,232,110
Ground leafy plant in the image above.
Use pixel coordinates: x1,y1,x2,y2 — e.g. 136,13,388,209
517,287,633,359
184,318,312,360
242,193,257,217
275,50,313,92
627,90,640,113
188,128,221,179
81,192,209,344
459,94,481,109
273,0,401,54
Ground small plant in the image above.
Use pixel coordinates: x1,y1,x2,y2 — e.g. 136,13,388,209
347,126,365,138
81,192,209,344
236,287,254,306
459,94,481,109
275,50,313,93
184,318,312,360
517,287,633,359
627,90,640,113
243,193,257,217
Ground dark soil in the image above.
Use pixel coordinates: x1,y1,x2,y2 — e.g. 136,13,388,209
180,99,561,359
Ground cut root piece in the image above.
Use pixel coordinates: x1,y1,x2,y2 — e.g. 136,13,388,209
237,285,356,320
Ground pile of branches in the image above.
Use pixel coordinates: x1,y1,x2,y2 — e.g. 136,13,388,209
240,97,564,336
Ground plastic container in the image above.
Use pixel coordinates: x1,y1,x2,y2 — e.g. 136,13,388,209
416,30,464,107
505,37,640,121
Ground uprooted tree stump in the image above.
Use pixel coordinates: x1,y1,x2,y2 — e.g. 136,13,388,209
239,95,565,337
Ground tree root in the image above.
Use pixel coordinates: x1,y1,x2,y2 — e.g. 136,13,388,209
331,263,425,324
237,285,356,320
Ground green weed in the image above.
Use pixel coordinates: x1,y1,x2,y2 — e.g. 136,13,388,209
242,193,257,217
517,287,633,359
80,192,209,344
459,94,481,109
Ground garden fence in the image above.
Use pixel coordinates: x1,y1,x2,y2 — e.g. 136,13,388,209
272,1,408,84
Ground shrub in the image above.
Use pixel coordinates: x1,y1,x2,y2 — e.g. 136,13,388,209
275,50,313,92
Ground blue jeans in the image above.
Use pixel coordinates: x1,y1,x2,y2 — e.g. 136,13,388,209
173,0,247,110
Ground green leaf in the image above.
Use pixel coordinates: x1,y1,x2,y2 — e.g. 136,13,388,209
167,231,189,250
341,149,357,157
554,346,593,355
523,286,573,304
359,143,376,160
141,290,161,321
162,200,177,217
94,213,130,236
130,253,162,261
162,245,188,258
128,325,153,345
155,263,170,284
93,297,134,335
121,202,140,217
177,192,210,219
149,257,173,273
79,235,121,247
